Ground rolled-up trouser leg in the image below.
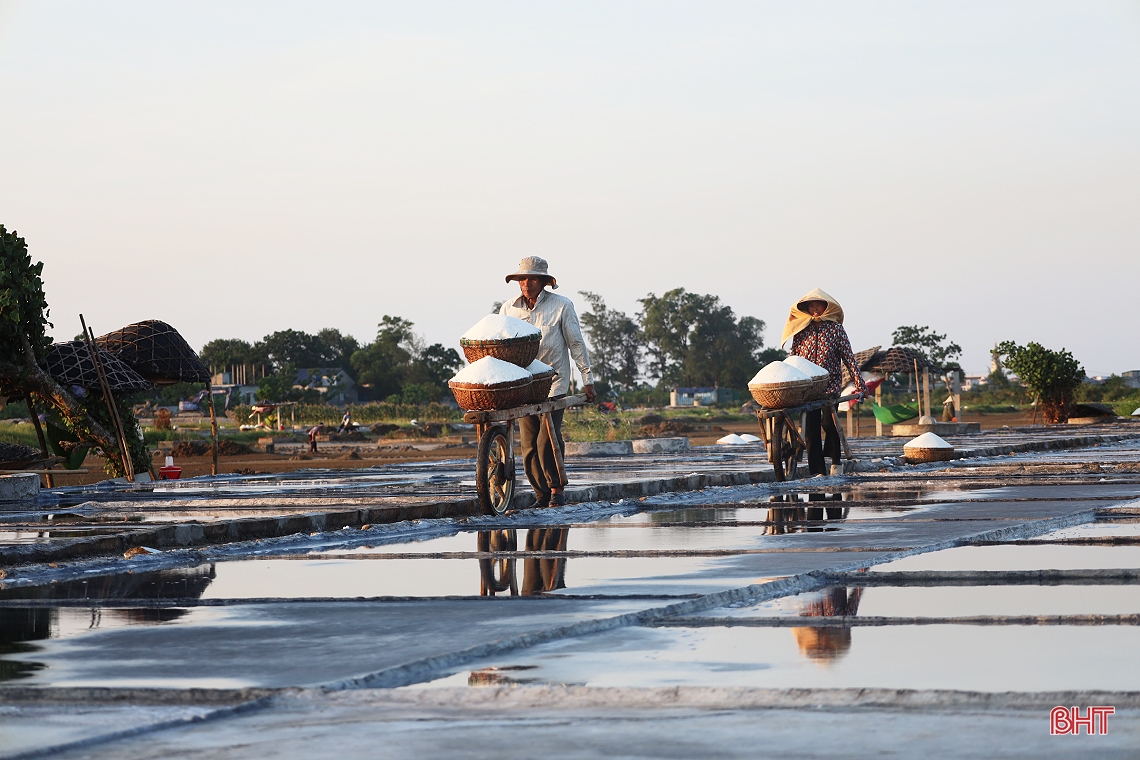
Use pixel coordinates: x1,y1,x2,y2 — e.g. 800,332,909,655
518,414,548,496
520,402,566,494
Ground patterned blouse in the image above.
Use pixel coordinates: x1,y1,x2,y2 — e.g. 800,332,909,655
791,321,868,397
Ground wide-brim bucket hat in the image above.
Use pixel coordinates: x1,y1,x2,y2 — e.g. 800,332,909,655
505,256,558,289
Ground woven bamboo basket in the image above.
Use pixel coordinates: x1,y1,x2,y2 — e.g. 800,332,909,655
903,447,955,464
806,376,829,400
449,377,534,411
525,370,556,404
748,379,816,409
459,335,540,368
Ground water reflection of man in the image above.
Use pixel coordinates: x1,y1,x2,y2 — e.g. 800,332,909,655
521,528,568,595
791,586,863,664
764,493,847,535
476,528,569,596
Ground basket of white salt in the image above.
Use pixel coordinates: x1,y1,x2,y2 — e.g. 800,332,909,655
747,361,815,408
903,432,955,463
459,314,541,367
783,355,830,399
448,357,534,411
524,359,557,404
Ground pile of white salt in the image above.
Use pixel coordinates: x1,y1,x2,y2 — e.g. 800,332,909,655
461,314,540,341
783,355,829,379
903,432,953,449
527,359,554,375
749,361,810,386
450,356,532,386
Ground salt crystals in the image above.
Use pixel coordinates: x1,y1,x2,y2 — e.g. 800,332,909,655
750,361,810,386
717,433,748,445
526,359,554,375
461,314,540,341
783,355,829,379
450,356,532,386
904,432,953,449
739,433,761,443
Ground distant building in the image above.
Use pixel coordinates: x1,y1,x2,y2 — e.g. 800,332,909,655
670,387,738,407
210,372,259,406
294,368,358,405
961,374,988,391
1122,370,1140,389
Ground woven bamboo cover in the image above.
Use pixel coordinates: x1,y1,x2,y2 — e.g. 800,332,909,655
45,341,152,394
748,379,816,409
449,378,533,411
903,447,955,463
459,336,540,368
96,320,209,384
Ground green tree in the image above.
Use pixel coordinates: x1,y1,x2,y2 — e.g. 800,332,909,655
891,325,962,371
638,288,769,389
200,338,254,372
0,225,51,373
996,340,1085,423
578,291,641,396
351,316,417,400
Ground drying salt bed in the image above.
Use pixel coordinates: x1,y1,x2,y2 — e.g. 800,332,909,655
460,314,539,340
449,356,531,385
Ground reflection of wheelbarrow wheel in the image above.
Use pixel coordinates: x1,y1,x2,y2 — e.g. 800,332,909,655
476,425,515,516
478,529,517,595
771,415,802,482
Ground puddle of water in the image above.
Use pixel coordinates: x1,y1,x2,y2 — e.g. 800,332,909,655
1023,521,1140,540
0,554,766,601
328,521,870,556
610,504,922,525
414,623,1140,692
870,544,1140,572
0,606,220,682
705,584,1140,619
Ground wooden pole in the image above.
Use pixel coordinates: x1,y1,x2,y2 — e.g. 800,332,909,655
922,367,931,420
206,379,219,476
26,396,54,488
80,316,134,481
875,384,883,437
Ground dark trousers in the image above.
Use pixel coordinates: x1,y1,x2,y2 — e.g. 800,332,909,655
518,407,565,495
805,408,841,475
309,439,318,453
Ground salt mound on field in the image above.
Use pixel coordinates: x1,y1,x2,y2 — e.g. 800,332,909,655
461,314,540,341
903,432,953,449
739,433,761,443
527,359,554,374
750,361,810,386
717,433,747,445
451,356,532,385
783,355,829,379
1133,407,1140,417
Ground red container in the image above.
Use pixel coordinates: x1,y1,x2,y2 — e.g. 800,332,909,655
159,465,182,480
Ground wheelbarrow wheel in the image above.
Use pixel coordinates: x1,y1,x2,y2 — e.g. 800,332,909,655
477,529,517,595
476,425,515,516
771,415,801,482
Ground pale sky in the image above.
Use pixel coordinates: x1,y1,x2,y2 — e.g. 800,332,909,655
1,1,1137,376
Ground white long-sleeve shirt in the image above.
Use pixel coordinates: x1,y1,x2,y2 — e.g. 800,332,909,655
500,290,593,397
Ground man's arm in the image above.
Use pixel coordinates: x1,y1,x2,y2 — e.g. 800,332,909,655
561,300,596,401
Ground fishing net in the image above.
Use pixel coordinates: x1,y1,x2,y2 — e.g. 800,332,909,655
95,320,209,385
44,341,152,394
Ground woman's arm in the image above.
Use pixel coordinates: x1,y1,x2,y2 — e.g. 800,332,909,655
836,326,868,395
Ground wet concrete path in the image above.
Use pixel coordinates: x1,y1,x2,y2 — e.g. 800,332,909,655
2,439,1140,757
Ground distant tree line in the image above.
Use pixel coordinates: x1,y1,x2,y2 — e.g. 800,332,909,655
578,288,785,401
200,320,462,404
